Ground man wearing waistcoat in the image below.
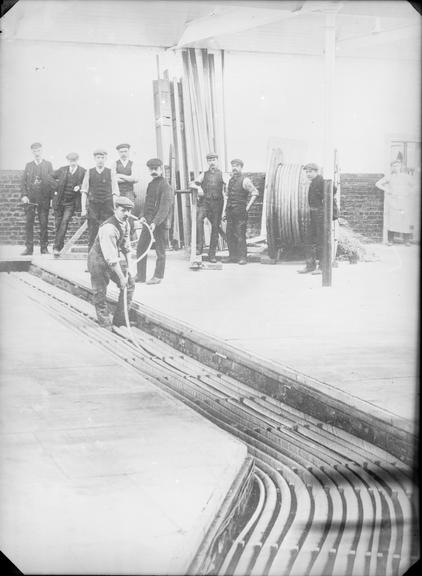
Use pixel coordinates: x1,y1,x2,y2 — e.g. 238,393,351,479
87,196,135,329
21,142,54,255
115,143,138,202
115,143,139,241
51,152,86,256
81,149,120,250
193,152,225,263
224,159,259,265
135,158,174,285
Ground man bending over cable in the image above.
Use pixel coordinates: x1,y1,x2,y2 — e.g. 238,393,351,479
87,196,135,329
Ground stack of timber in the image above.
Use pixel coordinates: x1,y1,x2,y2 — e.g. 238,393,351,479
154,49,227,252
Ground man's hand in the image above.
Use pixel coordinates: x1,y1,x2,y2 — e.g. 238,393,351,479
21,196,29,204
140,217,147,224
150,223,156,233
119,275,128,290
222,213,227,222
81,209,87,218
73,185,80,192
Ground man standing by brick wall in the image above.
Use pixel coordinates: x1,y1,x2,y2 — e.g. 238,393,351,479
20,142,54,255
136,158,174,285
80,149,120,250
115,143,139,241
115,143,138,203
375,160,415,246
51,152,86,257
224,159,259,265
192,152,226,263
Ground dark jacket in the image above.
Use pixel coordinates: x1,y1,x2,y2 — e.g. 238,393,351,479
308,174,339,220
144,176,174,228
21,159,54,207
51,165,86,211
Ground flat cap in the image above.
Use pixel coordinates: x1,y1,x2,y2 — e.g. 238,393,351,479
304,162,319,171
116,143,130,150
93,148,107,156
115,196,134,209
146,158,163,168
66,152,79,161
30,142,42,150
206,152,218,160
230,158,244,167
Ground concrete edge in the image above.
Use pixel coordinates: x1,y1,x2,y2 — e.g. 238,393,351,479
28,262,417,465
187,456,255,576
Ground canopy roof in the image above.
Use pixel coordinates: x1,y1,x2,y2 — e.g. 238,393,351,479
1,0,420,60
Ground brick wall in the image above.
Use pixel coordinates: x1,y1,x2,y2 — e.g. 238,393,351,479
244,172,265,238
0,169,384,245
0,170,86,246
339,173,384,242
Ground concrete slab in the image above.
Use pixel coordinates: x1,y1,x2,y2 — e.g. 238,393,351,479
0,274,249,574
18,242,419,430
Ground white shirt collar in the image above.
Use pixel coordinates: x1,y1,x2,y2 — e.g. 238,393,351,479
69,165,77,174
96,166,105,173
119,158,129,167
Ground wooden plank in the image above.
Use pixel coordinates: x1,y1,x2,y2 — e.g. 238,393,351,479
59,220,88,257
177,80,190,247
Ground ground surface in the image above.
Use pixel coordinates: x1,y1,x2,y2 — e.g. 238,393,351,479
0,273,247,574
1,242,419,429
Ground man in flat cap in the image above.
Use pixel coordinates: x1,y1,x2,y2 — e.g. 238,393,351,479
81,149,120,250
136,158,174,284
21,142,54,255
223,159,259,265
191,152,226,262
115,144,139,203
298,163,339,274
51,152,86,256
87,196,135,329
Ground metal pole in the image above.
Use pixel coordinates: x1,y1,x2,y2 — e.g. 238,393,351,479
322,10,336,287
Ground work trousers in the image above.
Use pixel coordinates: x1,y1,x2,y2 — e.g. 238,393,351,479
197,198,224,257
87,200,114,250
136,224,168,281
89,258,135,327
226,206,247,261
54,204,75,251
25,204,50,251
304,208,324,270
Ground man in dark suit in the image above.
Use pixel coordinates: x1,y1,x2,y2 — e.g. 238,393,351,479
51,152,86,257
298,163,339,274
21,142,54,255
136,158,174,285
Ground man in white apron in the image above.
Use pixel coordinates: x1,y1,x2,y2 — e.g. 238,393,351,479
376,160,415,245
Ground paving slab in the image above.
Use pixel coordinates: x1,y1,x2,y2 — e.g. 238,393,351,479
0,274,248,574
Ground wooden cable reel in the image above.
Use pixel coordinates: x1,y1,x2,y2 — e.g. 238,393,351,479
266,163,310,257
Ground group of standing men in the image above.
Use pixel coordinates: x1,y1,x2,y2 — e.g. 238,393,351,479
192,152,259,264
21,142,174,328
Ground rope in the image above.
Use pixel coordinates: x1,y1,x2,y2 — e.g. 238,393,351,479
135,222,154,263
122,221,154,345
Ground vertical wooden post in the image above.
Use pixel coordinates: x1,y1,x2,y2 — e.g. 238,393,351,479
190,187,198,265
322,10,336,288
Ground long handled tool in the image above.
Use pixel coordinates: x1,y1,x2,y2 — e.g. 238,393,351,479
122,221,154,345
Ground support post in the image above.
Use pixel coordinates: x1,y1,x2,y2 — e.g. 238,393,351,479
190,187,200,267
321,10,336,287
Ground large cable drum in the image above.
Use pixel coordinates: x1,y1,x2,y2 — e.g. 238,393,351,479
266,163,310,257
